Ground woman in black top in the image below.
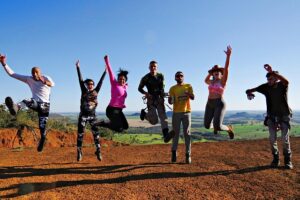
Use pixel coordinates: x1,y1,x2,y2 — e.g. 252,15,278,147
76,60,106,162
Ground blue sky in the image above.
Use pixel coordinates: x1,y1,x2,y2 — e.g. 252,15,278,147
0,0,299,112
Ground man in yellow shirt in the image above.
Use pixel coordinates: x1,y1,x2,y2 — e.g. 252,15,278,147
168,71,194,164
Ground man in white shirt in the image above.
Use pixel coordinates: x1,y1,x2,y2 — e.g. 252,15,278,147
0,54,55,152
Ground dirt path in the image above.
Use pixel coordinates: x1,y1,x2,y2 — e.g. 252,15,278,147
0,135,299,199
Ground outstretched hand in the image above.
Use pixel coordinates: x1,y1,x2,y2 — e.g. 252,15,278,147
0,54,6,65
76,60,80,68
264,64,273,73
224,45,232,56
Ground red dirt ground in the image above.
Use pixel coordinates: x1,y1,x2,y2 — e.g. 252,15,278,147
0,128,299,200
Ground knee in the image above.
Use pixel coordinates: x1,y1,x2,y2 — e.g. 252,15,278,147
114,128,123,133
91,125,99,132
149,119,158,125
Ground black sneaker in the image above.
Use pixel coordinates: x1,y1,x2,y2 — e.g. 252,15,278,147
284,154,293,169
171,150,177,163
284,161,294,170
164,130,175,143
37,137,46,152
270,154,280,168
95,148,102,161
186,154,191,164
77,147,83,161
5,96,19,116
140,109,146,121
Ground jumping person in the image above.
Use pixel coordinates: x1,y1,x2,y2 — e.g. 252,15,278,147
75,60,106,161
246,64,293,169
138,60,174,143
0,54,55,152
168,71,194,164
204,45,234,139
96,55,129,132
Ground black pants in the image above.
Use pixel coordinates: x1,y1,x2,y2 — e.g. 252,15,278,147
97,106,129,132
77,113,100,149
23,99,49,138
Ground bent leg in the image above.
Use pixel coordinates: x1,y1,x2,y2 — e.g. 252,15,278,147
146,99,159,125
213,99,229,131
204,100,214,129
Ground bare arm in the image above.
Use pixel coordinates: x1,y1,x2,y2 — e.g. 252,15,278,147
41,76,55,87
204,73,211,85
221,45,232,86
264,64,289,86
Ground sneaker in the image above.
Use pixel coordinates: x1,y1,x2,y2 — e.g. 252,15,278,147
171,150,177,163
77,147,83,161
227,125,234,139
5,96,19,116
95,148,102,161
270,154,280,168
140,109,146,121
164,130,175,143
37,137,46,152
284,154,293,169
186,154,191,164
284,161,294,170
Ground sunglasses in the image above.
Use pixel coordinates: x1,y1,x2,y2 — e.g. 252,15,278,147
176,74,183,78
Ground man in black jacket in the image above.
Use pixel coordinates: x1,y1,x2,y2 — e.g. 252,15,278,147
138,60,174,143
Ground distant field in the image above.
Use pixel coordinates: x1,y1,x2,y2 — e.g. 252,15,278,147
57,112,300,145
113,118,300,145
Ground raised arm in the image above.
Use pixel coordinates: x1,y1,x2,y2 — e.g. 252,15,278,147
221,45,232,86
264,64,289,86
0,54,29,83
76,60,85,92
94,69,107,93
104,55,115,84
204,73,211,85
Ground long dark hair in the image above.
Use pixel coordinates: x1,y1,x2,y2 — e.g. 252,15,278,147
117,68,129,81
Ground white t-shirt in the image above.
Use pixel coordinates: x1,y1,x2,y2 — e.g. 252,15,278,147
3,64,54,103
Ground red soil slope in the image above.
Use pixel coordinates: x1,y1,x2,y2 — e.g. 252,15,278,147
0,128,299,199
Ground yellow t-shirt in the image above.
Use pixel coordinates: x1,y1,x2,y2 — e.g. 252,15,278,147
169,83,193,113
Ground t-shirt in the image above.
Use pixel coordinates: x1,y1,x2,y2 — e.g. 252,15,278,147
256,82,291,117
138,73,165,96
3,64,54,103
169,83,193,113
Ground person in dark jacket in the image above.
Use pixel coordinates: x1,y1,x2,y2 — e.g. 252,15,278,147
76,60,106,162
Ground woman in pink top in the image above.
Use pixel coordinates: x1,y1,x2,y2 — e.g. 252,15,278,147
203,46,234,139
97,55,129,132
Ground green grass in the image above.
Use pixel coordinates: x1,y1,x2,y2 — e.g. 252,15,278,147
112,124,300,145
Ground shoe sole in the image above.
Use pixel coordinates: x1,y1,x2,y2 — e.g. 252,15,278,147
37,137,46,152
5,97,17,116
228,125,234,139
164,130,175,143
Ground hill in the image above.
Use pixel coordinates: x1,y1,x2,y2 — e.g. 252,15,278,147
0,129,299,199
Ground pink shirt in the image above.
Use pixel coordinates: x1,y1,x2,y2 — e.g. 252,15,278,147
105,57,127,108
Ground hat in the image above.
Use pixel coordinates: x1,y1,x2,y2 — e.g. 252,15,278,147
208,65,224,74
175,71,184,76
